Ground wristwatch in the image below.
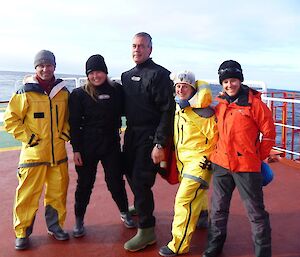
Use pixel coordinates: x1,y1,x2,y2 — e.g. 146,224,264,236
155,143,164,149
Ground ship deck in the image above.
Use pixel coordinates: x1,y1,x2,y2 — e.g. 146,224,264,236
0,145,300,257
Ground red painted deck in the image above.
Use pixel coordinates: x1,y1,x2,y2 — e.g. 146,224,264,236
0,145,299,257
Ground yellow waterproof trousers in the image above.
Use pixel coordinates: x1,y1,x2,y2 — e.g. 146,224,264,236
167,177,208,254
14,162,69,238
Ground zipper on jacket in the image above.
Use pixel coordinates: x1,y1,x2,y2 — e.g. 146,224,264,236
55,105,59,132
49,98,55,164
175,113,184,175
180,125,184,144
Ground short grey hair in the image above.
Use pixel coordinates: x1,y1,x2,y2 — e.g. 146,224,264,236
134,32,152,48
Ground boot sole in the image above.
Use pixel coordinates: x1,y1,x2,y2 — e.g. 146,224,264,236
47,231,70,241
124,239,157,252
73,230,86,238
15,245,29,250
123,223,136,229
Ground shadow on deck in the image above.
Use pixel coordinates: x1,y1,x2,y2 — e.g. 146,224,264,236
0,144,299,257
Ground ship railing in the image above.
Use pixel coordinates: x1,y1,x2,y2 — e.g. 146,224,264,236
1,77,300,160
262,93,300,160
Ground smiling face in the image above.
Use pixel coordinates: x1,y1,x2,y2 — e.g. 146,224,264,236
35,63,55,81
132,35,152,64
222,78,241,96
175,83,195,100
87,70,107,86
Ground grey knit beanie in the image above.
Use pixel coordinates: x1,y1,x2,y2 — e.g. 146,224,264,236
34,50,56,68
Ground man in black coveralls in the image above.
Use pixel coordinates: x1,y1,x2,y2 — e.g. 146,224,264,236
122,32,175,251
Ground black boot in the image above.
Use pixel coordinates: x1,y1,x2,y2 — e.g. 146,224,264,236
73,217,85,238
45,205,69,240
47,227,69,241
15,237,29,250
202,231,225,257
197,210,209,229
202,247,222,257
159,245,176,256
120,212,136,228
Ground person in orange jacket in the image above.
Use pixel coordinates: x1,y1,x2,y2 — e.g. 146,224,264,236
202,60,276,257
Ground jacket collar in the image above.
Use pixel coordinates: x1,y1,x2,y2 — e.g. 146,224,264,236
20,75,66,98
135,58,153,69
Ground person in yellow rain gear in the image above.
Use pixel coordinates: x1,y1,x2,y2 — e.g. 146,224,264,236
3,50,70,250
159,71,218,256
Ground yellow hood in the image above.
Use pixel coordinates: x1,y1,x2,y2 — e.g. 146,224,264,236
188,80,212,108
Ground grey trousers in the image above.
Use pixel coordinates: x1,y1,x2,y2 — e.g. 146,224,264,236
207,163,272,257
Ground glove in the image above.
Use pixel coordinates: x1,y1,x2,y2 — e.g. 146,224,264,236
199,156,212,170
28,133,40,147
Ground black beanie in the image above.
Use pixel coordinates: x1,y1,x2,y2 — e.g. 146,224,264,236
85,54,108,76
218,60,244,84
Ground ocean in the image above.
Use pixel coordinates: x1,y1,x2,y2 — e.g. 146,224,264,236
0,70,288,102
0,70,85,102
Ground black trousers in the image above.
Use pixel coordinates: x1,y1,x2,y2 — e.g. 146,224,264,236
123,127,157,228
74,146,129,219
207,163,272,257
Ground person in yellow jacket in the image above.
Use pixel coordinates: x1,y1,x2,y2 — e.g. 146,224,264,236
3,50,70,250
159,71,218,256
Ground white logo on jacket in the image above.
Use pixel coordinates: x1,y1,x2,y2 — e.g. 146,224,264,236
98,94,110,100
131,76,141,81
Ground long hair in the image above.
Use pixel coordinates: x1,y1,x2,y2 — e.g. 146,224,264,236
83,77,113,101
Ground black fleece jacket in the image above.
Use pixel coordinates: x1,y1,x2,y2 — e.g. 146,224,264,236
69,80,123,153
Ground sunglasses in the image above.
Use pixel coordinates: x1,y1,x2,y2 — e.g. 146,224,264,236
218,68,242,75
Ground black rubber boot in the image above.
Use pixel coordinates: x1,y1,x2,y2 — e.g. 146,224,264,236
120,212,136,228
15,237,29,250
158,245,176,256
202,248,222,257
47,227,69,241
197,210,209,229
73,217,85,238
128,205,138,216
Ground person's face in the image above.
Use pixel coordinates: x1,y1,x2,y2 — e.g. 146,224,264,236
222,78,241,96
35,63,55,81
87,71,107,86
132,36,152,64
175,83,195,100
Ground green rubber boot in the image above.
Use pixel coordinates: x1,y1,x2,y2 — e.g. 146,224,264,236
124,227,156,251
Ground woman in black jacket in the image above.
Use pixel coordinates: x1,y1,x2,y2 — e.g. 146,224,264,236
69,54,134,238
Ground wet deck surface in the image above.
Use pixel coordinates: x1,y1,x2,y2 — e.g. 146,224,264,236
0,145,300,257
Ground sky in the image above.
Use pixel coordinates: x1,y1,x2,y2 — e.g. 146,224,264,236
0,0,299,90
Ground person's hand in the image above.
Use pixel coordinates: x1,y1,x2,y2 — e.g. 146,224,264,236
199,156,212,170
73,152,83,166
151,146,166,164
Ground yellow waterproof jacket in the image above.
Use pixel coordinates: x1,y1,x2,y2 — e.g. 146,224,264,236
4,75,70,168
174,80,218,188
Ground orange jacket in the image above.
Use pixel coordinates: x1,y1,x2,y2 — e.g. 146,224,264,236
211,85,276,172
